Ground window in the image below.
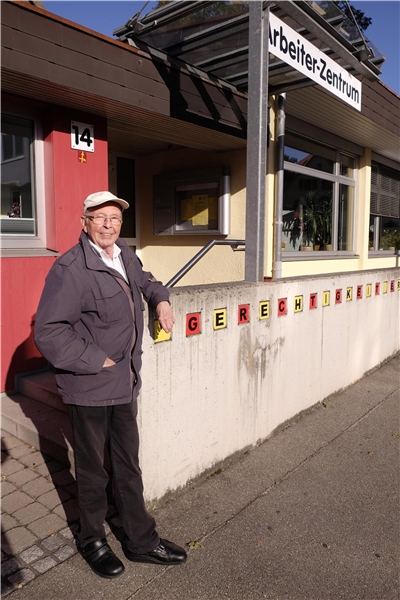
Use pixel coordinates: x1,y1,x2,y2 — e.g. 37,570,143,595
1,113,45,248
369,162,400,252
116,156,136,241
282,132,356,253
108,153,138,250
153,167,230,236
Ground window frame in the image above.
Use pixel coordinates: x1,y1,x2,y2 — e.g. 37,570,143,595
368,160,400,254
108,150,139,252
1,111,46,250
282,131,357,257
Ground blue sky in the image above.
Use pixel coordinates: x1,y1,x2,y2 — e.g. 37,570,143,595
44,1,399,94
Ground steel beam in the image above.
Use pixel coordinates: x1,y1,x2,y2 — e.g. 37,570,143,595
244,2,270,282
273,94,286,280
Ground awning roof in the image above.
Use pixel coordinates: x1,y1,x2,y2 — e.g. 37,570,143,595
114,0,385,95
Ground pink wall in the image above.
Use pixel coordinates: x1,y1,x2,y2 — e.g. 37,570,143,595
1,106,108,391
1,258,55,390
44,108,108,254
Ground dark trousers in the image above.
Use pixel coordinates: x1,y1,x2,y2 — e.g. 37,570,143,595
68,401,159,553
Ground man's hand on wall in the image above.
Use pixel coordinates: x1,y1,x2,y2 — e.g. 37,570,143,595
156,301,175,333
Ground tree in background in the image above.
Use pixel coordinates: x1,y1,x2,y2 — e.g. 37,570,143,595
155,1,248,23
335,1,372,32
154,1,371,34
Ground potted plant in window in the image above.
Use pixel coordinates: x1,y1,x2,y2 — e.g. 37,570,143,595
318,195,333,251
301,195,319,251
286,192,319,251
380,231,400,251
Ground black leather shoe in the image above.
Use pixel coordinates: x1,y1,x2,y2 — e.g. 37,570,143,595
123,538,187,565
79,538,125,578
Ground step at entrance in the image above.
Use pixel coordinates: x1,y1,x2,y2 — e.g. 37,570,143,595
18,370,66,413
1,371,73,467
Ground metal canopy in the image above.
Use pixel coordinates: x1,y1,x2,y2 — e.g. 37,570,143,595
114,0,385,95
114,1,386,283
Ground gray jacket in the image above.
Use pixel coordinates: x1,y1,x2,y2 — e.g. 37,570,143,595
34,232,170,406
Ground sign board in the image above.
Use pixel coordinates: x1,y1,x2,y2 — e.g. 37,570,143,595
71,121,94,152
309,293,317,309
322,291,330,306
269,13,362,111
154,320,171,343
278,298,287,316
186,313,201,336
214,308,227,330
259,301,270,320
238,304,250,324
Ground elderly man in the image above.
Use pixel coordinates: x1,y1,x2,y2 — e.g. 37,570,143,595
34,191,186,579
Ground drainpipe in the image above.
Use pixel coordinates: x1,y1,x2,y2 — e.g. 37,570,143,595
273,93,286,280
244,1,270,282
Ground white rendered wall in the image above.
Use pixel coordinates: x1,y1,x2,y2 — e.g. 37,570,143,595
138,269,400,503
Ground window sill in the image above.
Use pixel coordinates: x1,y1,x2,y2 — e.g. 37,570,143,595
282,252,359,261
368,251,400,257
2,248,59,258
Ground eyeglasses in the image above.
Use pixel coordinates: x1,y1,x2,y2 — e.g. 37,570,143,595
85,215,122,225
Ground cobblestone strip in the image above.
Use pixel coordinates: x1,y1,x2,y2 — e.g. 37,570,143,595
1,433,121,596
1,434,79,595
1,529,78,596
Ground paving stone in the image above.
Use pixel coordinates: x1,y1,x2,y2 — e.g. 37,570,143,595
13,502,49,526
18,452,47,469
22,477,54,499
1,459,25,477
53,498,79,521
37,487,71,510
41,534,63,551
1,581,14,596
65,482,77,496
1,514,18,532
54,544,76,561
104,522,111,535
32,556,57,574
1,527,38,554
1,436,25,450
2,549,9,560
8,567,36,586
106,505,118,518
2,491,33,514
1,481,17,497
110,516,122,528
8,445,36,460
27,513,66,538
50,468,75,487
7,468,38,487
19,545,44,564
59,524,79,540
34,459,67,477
1,557,21,577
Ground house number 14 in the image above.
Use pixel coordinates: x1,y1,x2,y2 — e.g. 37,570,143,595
71,121,95,152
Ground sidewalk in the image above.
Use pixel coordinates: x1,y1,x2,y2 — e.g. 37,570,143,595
2,354,399,599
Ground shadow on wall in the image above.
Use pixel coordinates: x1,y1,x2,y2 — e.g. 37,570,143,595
4,315,79,544
1,440,12,562
4,315,126,552
4,315,47,392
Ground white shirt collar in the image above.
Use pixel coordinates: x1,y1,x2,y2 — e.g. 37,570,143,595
88,237,121,260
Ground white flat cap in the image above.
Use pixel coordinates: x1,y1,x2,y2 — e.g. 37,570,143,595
83,191,129,211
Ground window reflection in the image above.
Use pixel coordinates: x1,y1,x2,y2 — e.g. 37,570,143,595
283,132,355,253
338,185,353,250
282,173,333,251
284,134,335,174
1,115,36,235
